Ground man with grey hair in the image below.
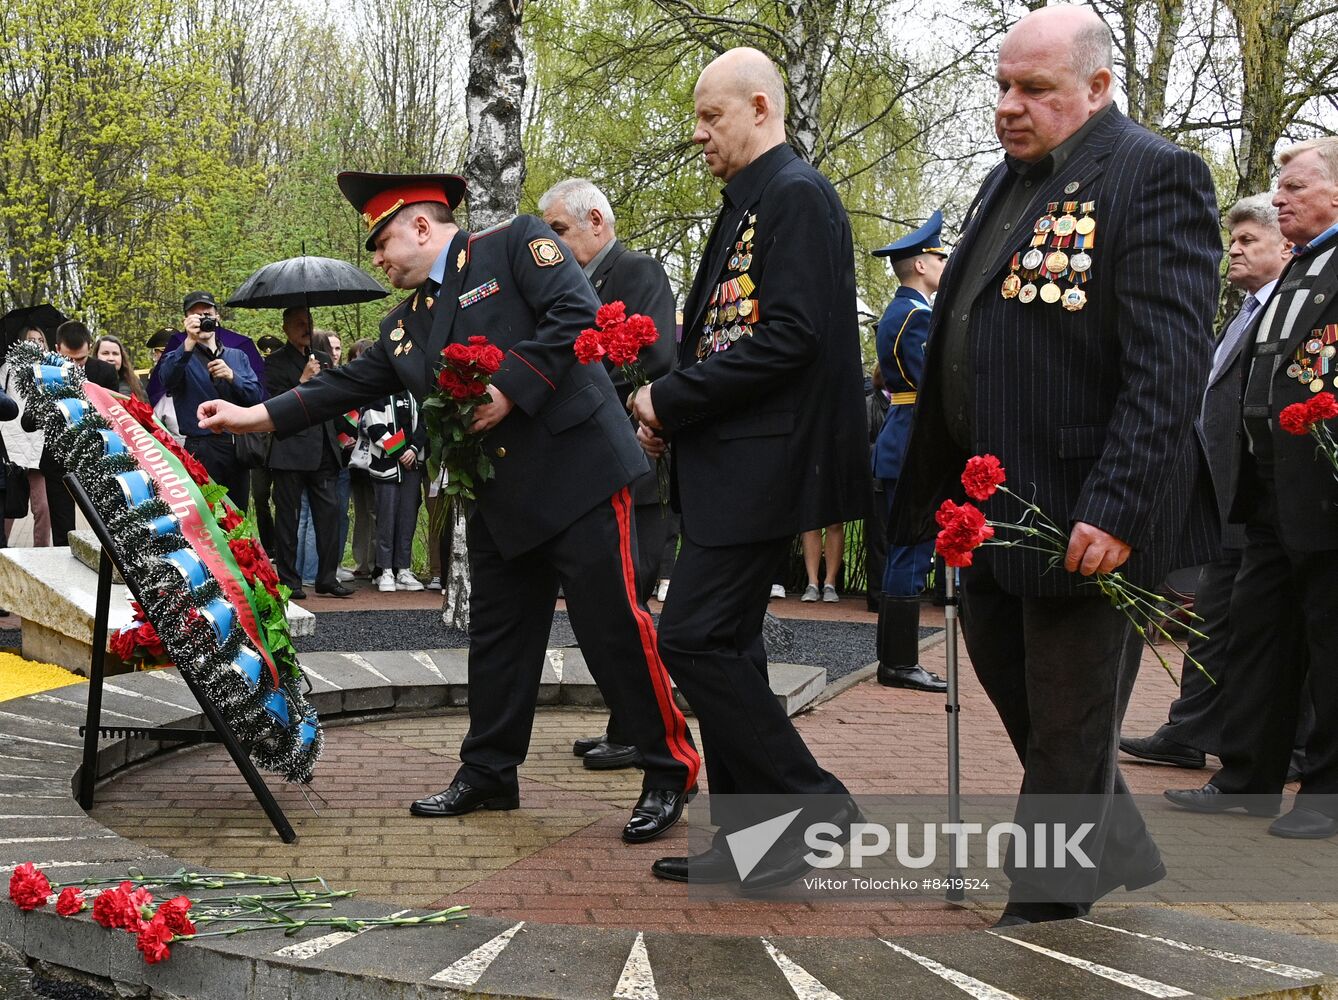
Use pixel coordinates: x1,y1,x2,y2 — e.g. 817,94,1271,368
1123,193,1291,769
1167,136,1338,838
890,5,1221,923
540,177,679,773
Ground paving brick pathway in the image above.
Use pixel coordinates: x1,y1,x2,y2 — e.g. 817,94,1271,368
89,618,1338,943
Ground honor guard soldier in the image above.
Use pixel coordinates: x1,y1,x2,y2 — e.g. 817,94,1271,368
198,172,700,846
870,212,949,692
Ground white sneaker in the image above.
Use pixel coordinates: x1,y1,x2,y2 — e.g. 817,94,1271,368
396,569,424,592
426,576,442,591
375,569,396,593
336,567,354,582
655,579,670,602
822,584,839,603
770,584,786,600
801,584,819,602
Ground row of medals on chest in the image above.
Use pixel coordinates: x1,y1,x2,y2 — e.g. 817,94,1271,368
1288,323,1338,392
1000,200,1096,312
699,217,758,359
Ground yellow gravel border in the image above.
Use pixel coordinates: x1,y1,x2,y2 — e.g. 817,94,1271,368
0,651,86,702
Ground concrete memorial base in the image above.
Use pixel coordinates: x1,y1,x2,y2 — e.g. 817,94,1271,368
0,535,315,673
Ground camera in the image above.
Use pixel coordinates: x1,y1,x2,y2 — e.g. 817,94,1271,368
198,316,217,332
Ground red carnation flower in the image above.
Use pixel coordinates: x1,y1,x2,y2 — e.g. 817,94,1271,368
8,863,51,911
934,499,994,568
574,330,606,365
136,915,175,964
605,326,641,367
55,887,85,917
1310,391,1338,422
123,395,158,430
92,884,135,929
596,300,626,329
218,506,245,532
1279,401,1310,436
156,896,195,936
626,313,658,348
961,454,1007,501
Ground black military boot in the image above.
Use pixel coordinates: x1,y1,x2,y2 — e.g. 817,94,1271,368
876,595,946,692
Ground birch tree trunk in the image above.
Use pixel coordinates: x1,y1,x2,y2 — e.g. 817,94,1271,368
443,0,527,630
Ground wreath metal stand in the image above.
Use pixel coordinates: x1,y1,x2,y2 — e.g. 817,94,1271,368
68,473,297,843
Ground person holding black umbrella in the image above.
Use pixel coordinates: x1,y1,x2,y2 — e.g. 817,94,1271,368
155,293,263,508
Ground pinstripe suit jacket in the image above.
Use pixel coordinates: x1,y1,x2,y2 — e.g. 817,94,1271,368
889,108,1222,596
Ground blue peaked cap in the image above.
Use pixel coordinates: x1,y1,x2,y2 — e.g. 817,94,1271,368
872,209,949,261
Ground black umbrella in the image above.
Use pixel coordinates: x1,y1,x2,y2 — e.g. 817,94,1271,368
2,303,67,349
225,256,388,309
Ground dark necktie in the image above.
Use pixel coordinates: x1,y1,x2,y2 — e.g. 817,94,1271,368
1209,293,1259,383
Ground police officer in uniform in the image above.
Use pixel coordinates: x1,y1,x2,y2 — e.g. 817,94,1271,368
198,172,700,845
870,213,948,692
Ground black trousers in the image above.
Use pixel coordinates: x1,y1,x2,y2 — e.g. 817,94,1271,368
251,466,275,552
604,499,674,746
961,561,1157,911
657,531,847,826
1212,484,1338,803
184,434,249,515
271,448,341,590
40,452,74,545
455,487,698,793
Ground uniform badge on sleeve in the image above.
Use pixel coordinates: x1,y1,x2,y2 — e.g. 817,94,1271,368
529,238,564,267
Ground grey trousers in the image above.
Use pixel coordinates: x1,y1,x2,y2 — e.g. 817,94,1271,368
373,467,423,572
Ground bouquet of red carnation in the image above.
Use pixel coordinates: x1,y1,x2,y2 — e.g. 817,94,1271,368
110,601,171,670
934,454,1208,679
1279,390,1338,479
574,300,667,503
423,335,505,501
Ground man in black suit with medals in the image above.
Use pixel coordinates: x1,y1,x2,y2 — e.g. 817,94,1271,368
198,172,700,845
889,6,1221,924
540,177,678,773
630,47,869,891
1166,137,1338,838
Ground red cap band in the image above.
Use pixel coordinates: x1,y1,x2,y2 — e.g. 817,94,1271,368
360,184,451,231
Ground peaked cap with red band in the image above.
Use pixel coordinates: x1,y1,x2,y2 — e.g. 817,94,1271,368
337,172,468,252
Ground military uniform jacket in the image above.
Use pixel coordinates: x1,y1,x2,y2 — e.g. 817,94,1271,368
889,108,1222,595
264,214,648,560
589,240,677,507
872,285,931,482
652,144,869,546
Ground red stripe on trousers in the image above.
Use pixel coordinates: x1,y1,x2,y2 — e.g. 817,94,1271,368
610,487,700,789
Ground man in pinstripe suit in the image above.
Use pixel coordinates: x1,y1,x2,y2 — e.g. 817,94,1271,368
890,5,1221,924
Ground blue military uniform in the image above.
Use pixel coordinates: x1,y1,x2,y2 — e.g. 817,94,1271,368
870,211,948,691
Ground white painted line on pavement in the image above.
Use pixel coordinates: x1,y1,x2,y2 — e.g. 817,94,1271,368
341,653,392,684
272,908,411,960
298,667,342,691
1078,919,1322,980
989,932,1194,997
763,939,843,999
410,652,446,681
0,835,117,845
104,682,193,711
882,940,1024,999
29,693,151,723
613,931,657,1000
430,921,524,989
547,649,564,683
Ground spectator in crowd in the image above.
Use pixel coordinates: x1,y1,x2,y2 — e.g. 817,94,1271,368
23,321,119,544
364,389,425,592
148,291,266,405
1122,193,1292,771
94,335,147,401
344,338,379,580
296,330,355,584
155,298,262,508
146,329,183,444
540,176,677,772
1,326,53,546
1165,137,1338,839
264,306,351,600
799,523,843,602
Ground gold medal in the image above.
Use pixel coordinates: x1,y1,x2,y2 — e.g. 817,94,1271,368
1061,287,1087,312
1074,216,1096,236
1299,368,1315,383
1311,379,1325,393
738,254,752,271
390,329,404,342
739,299,754,318
1001,274,1022,299
728,254,740,270
725,303,738,322
1018,283,1038,304
742,228,755,242
1306,338,1323,354
1034,215,1055,235
1039,281,1062,304
1045,250,1070,274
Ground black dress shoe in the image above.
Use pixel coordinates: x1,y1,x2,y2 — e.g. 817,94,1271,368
409,780,519,817
289,589,307,600
1119,733,1205,769
740,798,864,893
1164,784,1279,816
992,901,1088,926
652,842,738,883
623,788,687,843
572,734,606,757
584,741,644,770
877,664,947,692
314,583,354,598
1269,807,1338,839
991,913,1032,928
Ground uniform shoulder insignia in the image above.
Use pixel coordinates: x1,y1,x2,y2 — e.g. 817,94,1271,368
528,237,564,268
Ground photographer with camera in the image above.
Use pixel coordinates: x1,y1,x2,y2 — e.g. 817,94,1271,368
155,290,263,507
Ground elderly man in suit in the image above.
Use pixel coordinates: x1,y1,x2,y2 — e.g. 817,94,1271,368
1121,195,1292,770
198,172,700,846
889,6,1221,924
540,177,679,772
630,47,869,891
1166,137,1338,838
